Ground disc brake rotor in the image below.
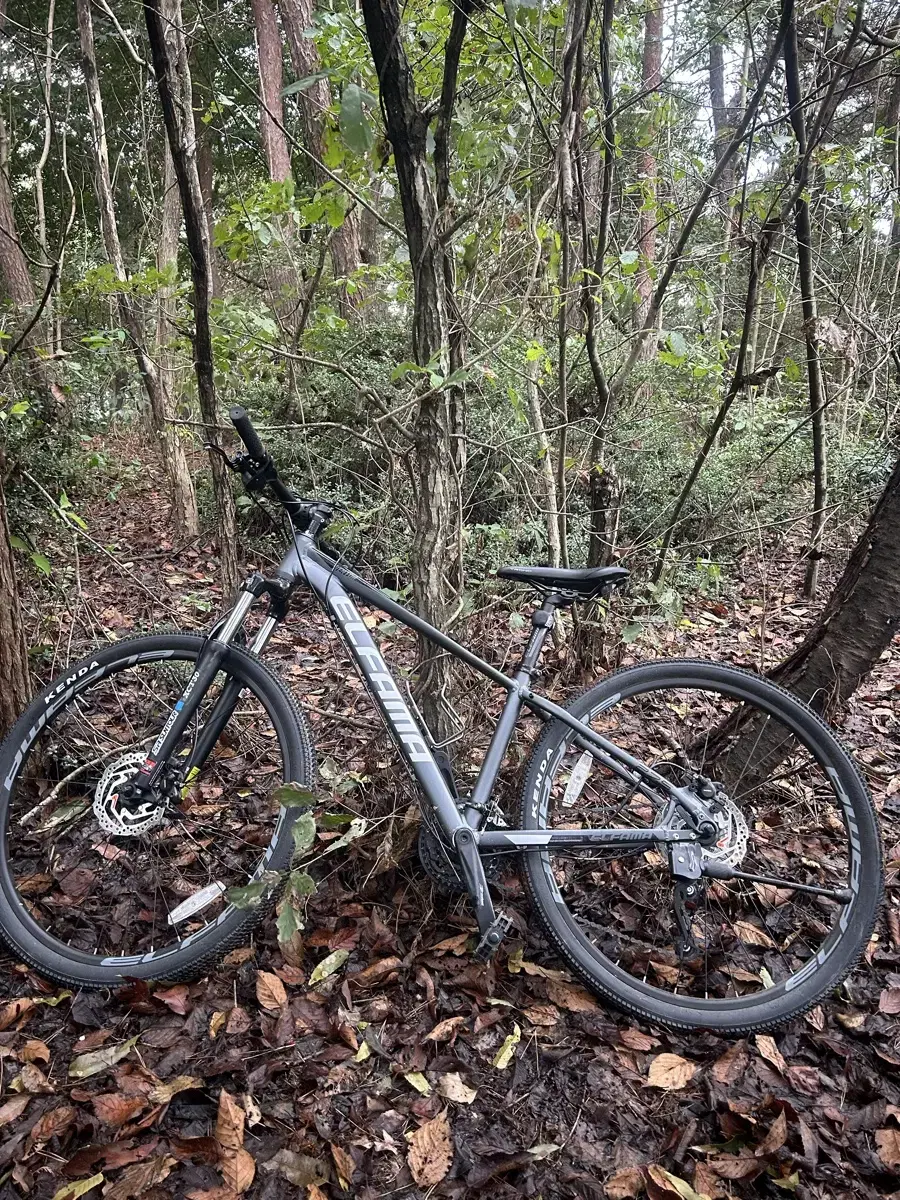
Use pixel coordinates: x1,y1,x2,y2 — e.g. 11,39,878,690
672,794,749,867
93,751,168,837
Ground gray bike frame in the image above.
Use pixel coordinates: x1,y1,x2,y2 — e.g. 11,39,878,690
273,531,712,847
130,526,714,940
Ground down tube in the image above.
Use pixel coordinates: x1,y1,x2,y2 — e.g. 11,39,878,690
302,554,467,839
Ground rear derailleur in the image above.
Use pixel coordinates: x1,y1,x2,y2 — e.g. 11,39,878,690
668,841,706,960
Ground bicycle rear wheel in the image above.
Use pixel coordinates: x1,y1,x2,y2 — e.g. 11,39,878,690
520,659,881,1032
0,633,314,988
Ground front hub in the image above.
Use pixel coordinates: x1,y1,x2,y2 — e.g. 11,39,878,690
93,751,168,837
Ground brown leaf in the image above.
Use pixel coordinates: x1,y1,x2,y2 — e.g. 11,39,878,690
22,1039,51,1063
154,985,191,1015
226,1006,252,1035
349,956,402,988
647,1053,697,1090
103,1156,175,1200
545,979,599,1012
755,1034,787,1074
430,932,471,954
221,1147,255,1193
0,1094,30,1127
620,1028,659,1051
693,1162,725,1198
11,1062,54,1094
330,1143,355,1188
876,1128,900,1169
755,1110,788,1157
255,971,287,1013
879,988,900,1014
733,920,776,949
0,997,34,1032
407,1109,453,1188
168,1136,220,1166
711,1040,749,1084
605,1166,644,1198
28,1103,77,1145
215,1089,245,1152
524,1005,559,1027
92,1094,146,1127
646,1164,707,1200
148,1075,203,1104
786,1064,820,1095
209,1012,227,1039
708,1153,762,1181
222,946,255,966
260,1149,328,1187
425,1016,466,1042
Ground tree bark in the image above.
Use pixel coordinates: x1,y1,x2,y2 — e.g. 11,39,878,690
145,0,240,594
0,450,30,737
711,450,900,785
77,0,197,538
0,17,64,418
633,0,663,339
772,451,900,712
278,0,361,305
359,0,469,741
250,0,292,184
156,143,200,538
783,8,828,599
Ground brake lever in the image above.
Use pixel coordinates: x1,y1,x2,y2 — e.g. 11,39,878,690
204,442,244,473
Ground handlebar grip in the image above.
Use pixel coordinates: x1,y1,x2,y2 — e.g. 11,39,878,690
229,406,266,460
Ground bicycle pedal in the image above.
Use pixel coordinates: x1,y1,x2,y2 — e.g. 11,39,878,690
474,912,513,962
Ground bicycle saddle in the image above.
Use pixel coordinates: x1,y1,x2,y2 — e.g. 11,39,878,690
496,564,630,601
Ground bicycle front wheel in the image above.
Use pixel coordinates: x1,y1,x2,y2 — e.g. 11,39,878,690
520,659,882,1032
0,633,314,988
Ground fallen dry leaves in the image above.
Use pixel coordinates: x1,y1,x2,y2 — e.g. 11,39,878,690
254,970,287,1012
647,1053,697,1090
407,1109,453,1188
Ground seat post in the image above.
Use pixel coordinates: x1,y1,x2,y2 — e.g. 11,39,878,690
518,598,556,675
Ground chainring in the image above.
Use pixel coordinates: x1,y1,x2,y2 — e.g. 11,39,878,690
418,823,504,893
93,751,168,837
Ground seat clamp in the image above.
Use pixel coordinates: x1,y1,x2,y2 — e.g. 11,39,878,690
532,609,555,628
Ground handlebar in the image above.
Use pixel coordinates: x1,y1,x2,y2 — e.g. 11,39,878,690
229,405,266,461
227,405,334,539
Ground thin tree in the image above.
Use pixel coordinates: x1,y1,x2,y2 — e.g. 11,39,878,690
0,445,30,736
359,0,473,741
145,0,240,594
76,0,198,538
277,0,362,305
783,3,828,598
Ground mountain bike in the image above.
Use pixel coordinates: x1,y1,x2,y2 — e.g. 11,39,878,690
0,408,881,1032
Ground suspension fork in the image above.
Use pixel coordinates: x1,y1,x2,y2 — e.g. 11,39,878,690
126,578,285,797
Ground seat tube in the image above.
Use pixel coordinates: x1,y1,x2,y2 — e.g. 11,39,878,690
465,603,556,825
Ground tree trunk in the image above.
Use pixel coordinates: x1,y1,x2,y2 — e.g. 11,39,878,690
0,451,30,736
633,0,663,339
278,0,361,306
145,0,240,595
76,0,197,538
157,144,200,538
525,356,562,569
0,53,64,415
360,0,468,742
783,9,828,599
712,451,900,785
774,452,900,712
250,0,292,184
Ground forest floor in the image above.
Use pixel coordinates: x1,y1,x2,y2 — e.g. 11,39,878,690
1,436,899,1200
